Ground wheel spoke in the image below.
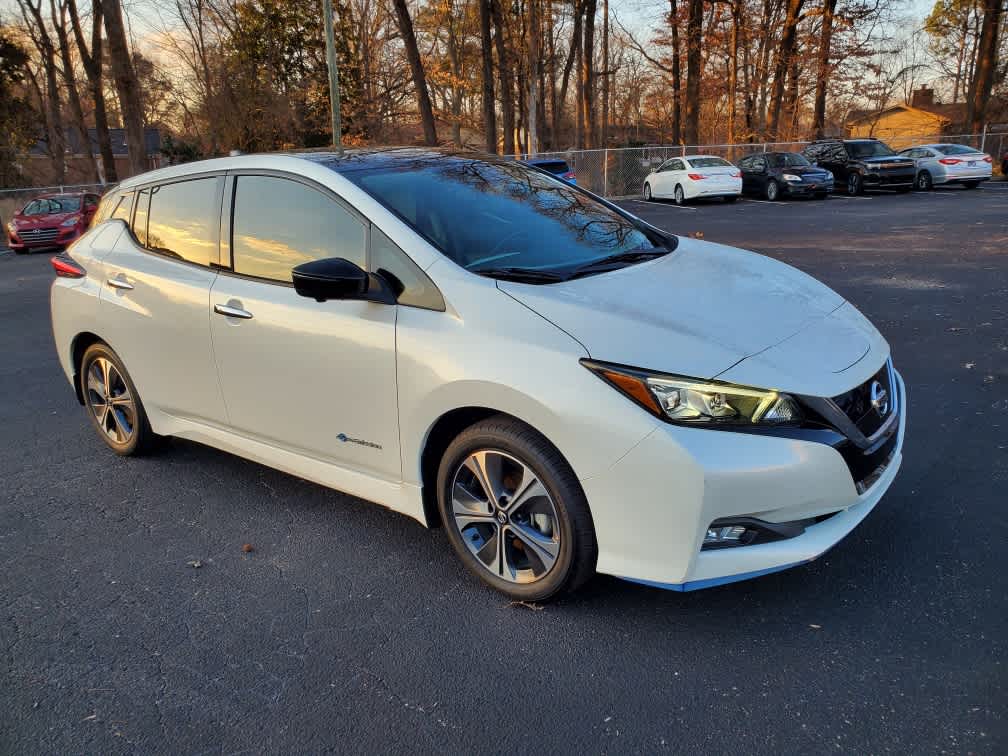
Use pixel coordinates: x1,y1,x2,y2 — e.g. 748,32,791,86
473,526,502,575
464,451,503,504
506,471,548,514
509,522,559,570
87,364,106,402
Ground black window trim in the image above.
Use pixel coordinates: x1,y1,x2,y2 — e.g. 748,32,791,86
124,171,226,271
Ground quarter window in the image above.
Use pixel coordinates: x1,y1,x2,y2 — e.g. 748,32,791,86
110,193,133,221
371,227,444,311
231,175,366,282
144,178,219,266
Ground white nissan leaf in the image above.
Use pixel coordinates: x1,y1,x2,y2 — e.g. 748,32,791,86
50,149,906,601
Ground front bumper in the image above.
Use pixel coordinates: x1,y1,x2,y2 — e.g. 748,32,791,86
582,370,906,590
783,180,833,196
8,226,82,250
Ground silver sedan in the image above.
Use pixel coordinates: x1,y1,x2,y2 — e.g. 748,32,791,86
898,143,993,190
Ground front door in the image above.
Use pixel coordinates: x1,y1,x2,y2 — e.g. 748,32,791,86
208,173,401,480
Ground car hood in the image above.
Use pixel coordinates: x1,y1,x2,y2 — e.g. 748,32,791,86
14,212,75,229
786,166,831,177
498,237,886,395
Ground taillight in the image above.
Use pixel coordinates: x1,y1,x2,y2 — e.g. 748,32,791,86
732,171,742,178
51,253,86,279
562,171,575,180
983,155,992,163
938,158,961,165
687,173,706,180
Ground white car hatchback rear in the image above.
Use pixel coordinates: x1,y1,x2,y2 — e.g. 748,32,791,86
643,155,742,204
51,149,905,601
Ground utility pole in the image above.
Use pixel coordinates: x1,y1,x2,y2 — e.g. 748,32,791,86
322,0,343,154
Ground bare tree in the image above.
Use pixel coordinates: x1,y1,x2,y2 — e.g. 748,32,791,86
490,0,515,154
67,0,116,180
391,0,438,144
767,0,805,137
102,0,147,175
683,0,702,144
51,0,98,182
479,0,497,151
966,0,1004,130
580,0,597,147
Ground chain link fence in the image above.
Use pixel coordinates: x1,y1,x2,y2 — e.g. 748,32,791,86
520,132,1008,198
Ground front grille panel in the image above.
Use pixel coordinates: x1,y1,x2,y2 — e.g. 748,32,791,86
831,361,893,437
21,228,60,244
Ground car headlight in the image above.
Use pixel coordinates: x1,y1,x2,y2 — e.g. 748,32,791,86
824,171,833,180
6,221,15,234
60,215,81,227
582,360,803,427
782,173,802,182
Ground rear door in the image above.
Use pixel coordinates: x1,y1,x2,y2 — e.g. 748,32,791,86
97,174,229,426
207,172,401,480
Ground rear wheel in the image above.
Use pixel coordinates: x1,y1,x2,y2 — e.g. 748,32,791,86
80,343,159,456
643,182,653,201
764,180,780,201
916,170,933,191
846,173,863,196
437,416,597,602
674,184,686,205
962,180,980,189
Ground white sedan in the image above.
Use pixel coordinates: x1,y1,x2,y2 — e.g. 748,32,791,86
50,149,904,601
643,154,742,204
897,143,993,190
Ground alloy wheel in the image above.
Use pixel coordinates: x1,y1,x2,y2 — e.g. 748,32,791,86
917,171,932,191
450,450,561,584
674,185,684,205
766,181,779,201
85,356,136,444
847,174,861,195
643,183,652,201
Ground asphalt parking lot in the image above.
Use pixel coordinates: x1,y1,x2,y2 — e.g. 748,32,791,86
2,183,1006,753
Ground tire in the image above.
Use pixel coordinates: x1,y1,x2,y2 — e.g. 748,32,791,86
13,248,27,255
79,342,159,456
814,192,828,200
437,415,597,602
916,171,933,191
764,180,780,201
846,173,863,196
963,180,980,189
643,182,653,201
674,184,686,205
723,195,738,203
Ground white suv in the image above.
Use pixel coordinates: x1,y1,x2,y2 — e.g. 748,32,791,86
50,149,906,601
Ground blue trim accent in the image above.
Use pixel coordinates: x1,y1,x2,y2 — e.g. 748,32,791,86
619,558,815,592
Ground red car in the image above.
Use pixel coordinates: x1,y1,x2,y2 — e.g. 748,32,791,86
7,192,101,254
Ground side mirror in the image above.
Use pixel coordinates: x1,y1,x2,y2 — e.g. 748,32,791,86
292,257,396,304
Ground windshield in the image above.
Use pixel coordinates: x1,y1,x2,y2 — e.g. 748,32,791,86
847,141,895,158
687,157,732,168
345,158,671,275
934,144,979,155
768,153,812,168
22,196,82,215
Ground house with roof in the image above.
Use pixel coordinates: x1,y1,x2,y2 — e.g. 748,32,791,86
25,127,163,186
845,87,969,142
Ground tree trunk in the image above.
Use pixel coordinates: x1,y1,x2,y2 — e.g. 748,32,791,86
966,0,1003,132
479,0,497,152
391,0,438,145
669,0,682,143
490,0,515,155
53,1,98,182
580,0,597,148
557,0,584,148
812,0,836,139
102,0,147,175
766,0,804,138
727,0,739,146
527,0,540,154
68,0,116,181
683,0,702,145
601,0,609,146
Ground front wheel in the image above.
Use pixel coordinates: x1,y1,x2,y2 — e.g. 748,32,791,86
765,180,780,201
437,416,597,602
846,173,863,196
674,184,686,205
80,343,159,456
916,170,933,191
643,183,653,201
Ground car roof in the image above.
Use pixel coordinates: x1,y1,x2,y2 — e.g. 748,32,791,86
114,147,504,190
35,192,87,199
916,143,981,149
681,154,727,159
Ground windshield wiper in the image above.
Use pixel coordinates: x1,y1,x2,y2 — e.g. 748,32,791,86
566,248,670,279
474,266,567,284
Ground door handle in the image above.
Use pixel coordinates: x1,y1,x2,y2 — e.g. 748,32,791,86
214,303,253,320
107,277,133,290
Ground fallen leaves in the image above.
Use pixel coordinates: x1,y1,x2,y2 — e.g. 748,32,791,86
186,560,203,569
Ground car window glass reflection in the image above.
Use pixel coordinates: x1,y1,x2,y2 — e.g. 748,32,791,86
146,179,218,266
231,175,366,282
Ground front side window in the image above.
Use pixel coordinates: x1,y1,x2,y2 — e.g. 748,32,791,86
345,158,671,275
144,178,219,266
231,175,366,282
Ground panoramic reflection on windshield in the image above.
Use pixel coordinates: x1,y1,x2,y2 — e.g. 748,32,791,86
346,157,668,273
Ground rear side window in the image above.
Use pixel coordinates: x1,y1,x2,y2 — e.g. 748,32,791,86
934,144,977,155
144,178,219,266
231,175,366,282
109,192,133,222
132,189,150,246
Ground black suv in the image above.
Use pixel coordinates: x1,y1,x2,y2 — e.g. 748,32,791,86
802,138,915,195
